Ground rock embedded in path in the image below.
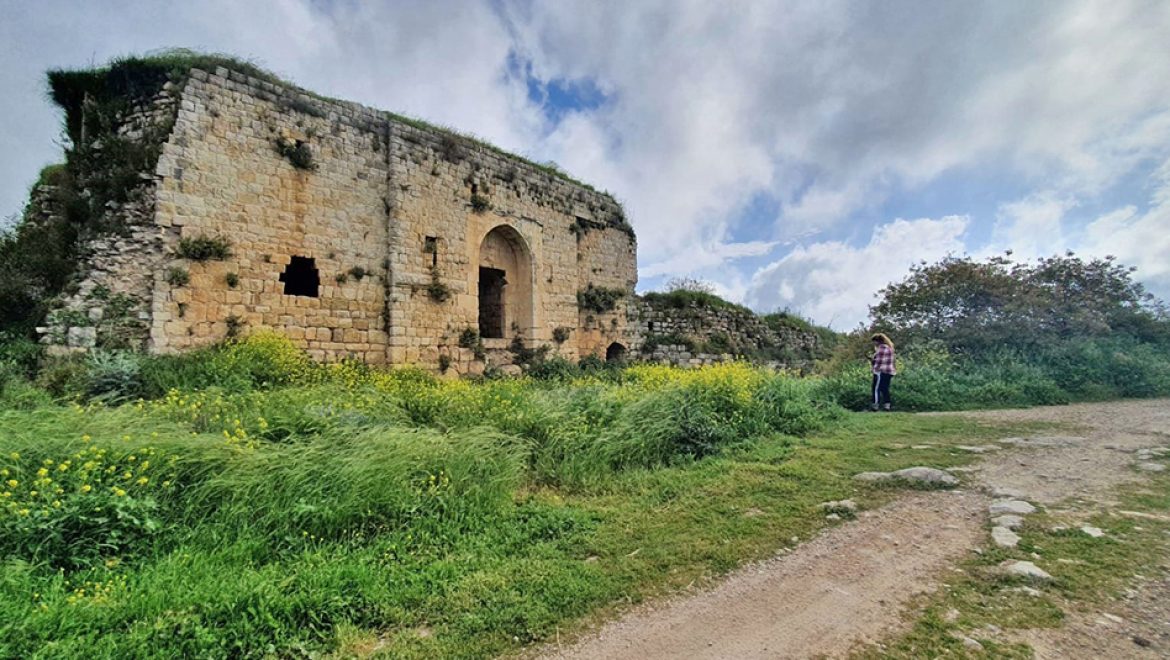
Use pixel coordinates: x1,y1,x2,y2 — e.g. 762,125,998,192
1080,525,1106,538
1136,462,1166,472
993,514,1025,530
853,467,959,487
991,526,1021,548
1000,560,1053,581
991,486,1027,499
989,500,1036,516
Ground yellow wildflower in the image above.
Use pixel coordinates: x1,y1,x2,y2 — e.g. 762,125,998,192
80,484,92,493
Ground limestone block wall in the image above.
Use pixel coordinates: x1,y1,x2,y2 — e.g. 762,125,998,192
385,120,636,374
150,68,391,362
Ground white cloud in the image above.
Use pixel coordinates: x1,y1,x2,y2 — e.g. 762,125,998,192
745,216,970,329
988,193,1077,260
2,0,1168,311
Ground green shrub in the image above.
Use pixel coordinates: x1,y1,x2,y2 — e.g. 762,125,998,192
85,350,144,402
275,138,315,170
527,356,579,381
470,193,492,213
164,266,189,286
577,284,625,313
176,235,232,261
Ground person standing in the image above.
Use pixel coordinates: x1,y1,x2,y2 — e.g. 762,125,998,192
870,333,896,411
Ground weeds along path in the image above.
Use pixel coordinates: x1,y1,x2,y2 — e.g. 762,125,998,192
540,399,1170,660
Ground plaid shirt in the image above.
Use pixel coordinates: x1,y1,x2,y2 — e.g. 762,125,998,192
872,343,896,375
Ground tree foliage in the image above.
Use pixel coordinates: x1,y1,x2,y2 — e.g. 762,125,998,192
870,252,1169,355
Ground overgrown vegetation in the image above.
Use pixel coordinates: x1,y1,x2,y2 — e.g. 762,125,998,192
274,137,315,170
469,193,492,213
426,265,451,303
641,277,754,316
176,235,232,262
0,332,1048,657
814,252,1170,411
577,284,626,313
163,267,189,287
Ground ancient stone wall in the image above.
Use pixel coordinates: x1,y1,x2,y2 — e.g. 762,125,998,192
385,118,635,375
41,84,180,354
149,68,390,362
39,63,638,371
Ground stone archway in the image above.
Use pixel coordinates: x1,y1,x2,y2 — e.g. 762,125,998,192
477,225,533,339
606,342,628,362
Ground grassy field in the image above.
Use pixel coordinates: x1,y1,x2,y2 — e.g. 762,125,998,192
0,334,1057,658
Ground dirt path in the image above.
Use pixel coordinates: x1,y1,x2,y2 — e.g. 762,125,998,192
540,399,1170,660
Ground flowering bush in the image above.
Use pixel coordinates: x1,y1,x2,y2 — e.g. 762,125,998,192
0,440,176,568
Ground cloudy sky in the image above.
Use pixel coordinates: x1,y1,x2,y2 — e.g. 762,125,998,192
3,0,1169,328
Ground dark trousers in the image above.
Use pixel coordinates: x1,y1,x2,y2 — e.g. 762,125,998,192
871,373,893,408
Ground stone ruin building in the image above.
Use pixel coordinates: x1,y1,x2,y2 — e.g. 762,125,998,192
26,55,825,373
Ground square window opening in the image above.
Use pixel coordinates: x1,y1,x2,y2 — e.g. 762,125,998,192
279,256,320,297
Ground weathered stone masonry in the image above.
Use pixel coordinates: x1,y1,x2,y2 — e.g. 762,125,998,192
42,65,638,373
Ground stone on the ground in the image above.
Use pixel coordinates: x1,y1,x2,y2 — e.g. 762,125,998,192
991,486,1026,499
1081,525,1106,538
1136,462,1166,472
853,467,959,487
825,513,841,521
890,467,959,486
949,632,984,651
991,526,1021,548
992,514,1025,530
1000,560,1052,581
989,499,1036,515
820,499,858,514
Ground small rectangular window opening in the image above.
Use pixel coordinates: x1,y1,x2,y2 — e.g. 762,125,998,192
279,255,320,297
424,236,438,267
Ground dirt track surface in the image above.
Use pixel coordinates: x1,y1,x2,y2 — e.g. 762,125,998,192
539,399,1170,660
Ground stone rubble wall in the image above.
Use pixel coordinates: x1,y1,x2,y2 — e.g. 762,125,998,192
40,86,180,353
631,299,823,369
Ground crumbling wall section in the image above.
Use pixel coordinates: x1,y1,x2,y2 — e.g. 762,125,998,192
632,299,824,369
40,85,180,353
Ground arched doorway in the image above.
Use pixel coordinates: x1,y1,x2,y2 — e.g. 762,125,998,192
477,225,532,339
606,342,628,363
